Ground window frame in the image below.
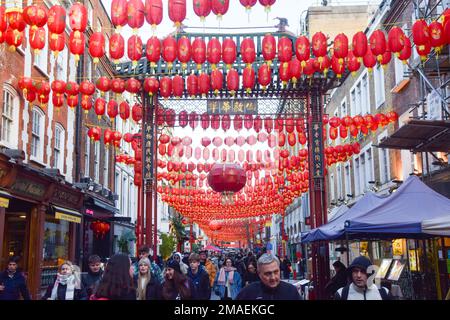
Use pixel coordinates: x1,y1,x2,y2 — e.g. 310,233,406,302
94,141,100,183
84,128,90,177
30,107,45,163
374,64,385,108
1,86,19,148
53,123,65,174
103,146,109,187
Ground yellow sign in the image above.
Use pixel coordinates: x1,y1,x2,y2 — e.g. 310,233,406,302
392,239,404,256
265,221,272,227
0,197,9,208
55,212,81,224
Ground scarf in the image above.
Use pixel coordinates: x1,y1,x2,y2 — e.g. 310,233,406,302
137,274,150,300
218,267,236,286
50,274,78,300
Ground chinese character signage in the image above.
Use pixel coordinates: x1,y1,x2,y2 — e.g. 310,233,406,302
311,122,324,178
207,99,258,115
143,106,153,187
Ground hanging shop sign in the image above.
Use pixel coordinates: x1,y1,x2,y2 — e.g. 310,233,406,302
54,205,82,224
311,122,324,178
0,197,9,208
207,99,258,115
392,239,405,256
11,178,46,200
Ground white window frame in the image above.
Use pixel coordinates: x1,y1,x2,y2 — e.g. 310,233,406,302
115,170,121,210
1,86,19,148
336,164,343,200
378,130,391,184
340,97,348,118
84,128,90,177
349,70,370,116
87,1,94,28
94,142,100,183
56,48,68,82
5,0,23,9
54,123,65,174
122,174,128,216
374,64,385,108
30,107,45,163
103,146,109,187
34,25,49,75
344,164,351,199
330,173,335,202
354,157,361,196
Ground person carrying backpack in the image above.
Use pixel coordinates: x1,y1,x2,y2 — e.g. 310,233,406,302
335,256,391,300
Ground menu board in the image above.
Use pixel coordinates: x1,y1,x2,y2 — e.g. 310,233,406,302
387,260,405,281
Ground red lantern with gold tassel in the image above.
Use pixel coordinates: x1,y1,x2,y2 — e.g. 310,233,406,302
428,21,445,55
207,38,221,70
177,36,191,70
412,19,430,51
162,35,177,70
243,67,255,94
48,5,66,35
145,0,163,30
388,26,406,56
279,62,291,86
94,98,106,120
347,51,361,76
81,95,92,114
111,79,126,96
49,32,65,57
333,33,348,65
212,0,229,20
52,93,64,110
80,80,95,100
241,38,256,68
111,0,128,31
331,56,345,78
0,7,7,43
369,29,387,62
128,35,143,68
29,27,46,55
303,58,316,78
258,63,271,91
160,77,173,99
198,73,210,97
363,50,377,72
126,78,141,94
380,50,391,67
262,34,276,66
278,37,292,68
69,2,87,34
227,69,239,96
69,31,85,65
109,33,125,64
187,74,198,97
107,100,119,122
23,5,47,30
295,36,310,68
132,103,143,122
89,31,106,65
172,75,184,98
146,36,161,69
211,69,223,95
289,58,302,86
193,0,211,21
416,42,431,62
222,38,237,69
352,31,367,61
192,37,206,70
65,81,79,99
96,77,110,96
259,0,276,14
51,80,66,99
169,0,186,28
6,7,26,32
127,0,145,33
312,32,328,66
5,28,23,52
398,37,412,63
144,77,159,96
315,55,330,75
119,101,130,120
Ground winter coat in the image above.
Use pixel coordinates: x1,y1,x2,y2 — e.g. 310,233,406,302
201,259,217,287
133,260,163,284
42,278,88,300
161,278,194,300
325,269,348,297
133,274,162,300
213,268,242,300
187,266,211,300
236,280,301,300
0,270,31,300
335,283,391,300
81,270,103,297
243,272,259,286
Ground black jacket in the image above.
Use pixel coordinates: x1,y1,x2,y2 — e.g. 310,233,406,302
187,267,211,300
0,270,31,300
42,280,88,300
325,269,348,297
236,281,301,300
243,272,259,286
81,270,103,297
133,275,162,300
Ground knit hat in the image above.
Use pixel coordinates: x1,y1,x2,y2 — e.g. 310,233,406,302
348,256,372,273
138,258,151,267
166,259,181,274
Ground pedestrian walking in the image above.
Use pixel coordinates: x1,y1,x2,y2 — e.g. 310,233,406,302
91,253,136,300
281,256,292,280
133,245,163,284
335,256,391,300
243,262,259,287
173,252,189,275
0,256,31,300
42,261,87,300
213,257,242,300
187,253,211,300
199,250,217,288
325,260,348,298
134,258,161,300
81,254,103,297
236,254,301,300
161,259,193,300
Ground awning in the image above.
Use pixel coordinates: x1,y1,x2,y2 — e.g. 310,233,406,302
53,205,82,224
92,198,120,214
377,120,450,152
0,190,12,208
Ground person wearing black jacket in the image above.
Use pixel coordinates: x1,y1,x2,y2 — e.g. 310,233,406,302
325,260,348,298
134,258,161,300
187,253,211,300
243,263,259,287
81,255,103,297
0,256,31,300
237,254,301,300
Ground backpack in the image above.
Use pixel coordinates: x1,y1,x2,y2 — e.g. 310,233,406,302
340,284,389,300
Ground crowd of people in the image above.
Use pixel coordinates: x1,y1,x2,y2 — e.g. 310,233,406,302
0,246,399,301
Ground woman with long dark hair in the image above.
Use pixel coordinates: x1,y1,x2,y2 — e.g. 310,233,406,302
91,253,136,300
213,257,242,300
161,260,193,300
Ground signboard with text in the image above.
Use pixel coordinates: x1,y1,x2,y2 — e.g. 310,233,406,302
207,99,258,115
311,122,324,178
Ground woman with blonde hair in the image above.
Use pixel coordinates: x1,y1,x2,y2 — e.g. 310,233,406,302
42,261,87,300
133,258,161,300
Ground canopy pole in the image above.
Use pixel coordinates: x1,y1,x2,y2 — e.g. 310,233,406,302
345,232,350,267
432,238,442,300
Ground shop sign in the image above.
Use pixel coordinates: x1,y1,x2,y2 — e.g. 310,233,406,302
55,211,81,224
85,209,94,215
0,196,9,208
392,239,404,256
11,178,46,199
143,105,153,189
51,189,81,207
207,99,258,115
311,122,324,178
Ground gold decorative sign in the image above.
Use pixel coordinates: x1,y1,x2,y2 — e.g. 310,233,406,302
0,197,9,208
207,99,258,115
55,212,81,224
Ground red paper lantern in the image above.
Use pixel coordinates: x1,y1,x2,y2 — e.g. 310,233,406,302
65,81,79,98
369,29,387,62
211,0,229,19
69,31,85,64
386,111,399,123
47,5,66,35
207,163,246,193
126,78,141,94
279,62,291,85
48,32,65,57
144,77,159,96
380,50,392,66
128,35,143,66
347,51,361,76
179,111,189,128
429,21,445,54
192,37,207,70
107,100,119,121
303,58,316,77
5,28,23,51
69,2,87,33
6,8,26,31
329,116,340,128
193,0,212,21
241,38,256,68
339,125,348,139
23,5,47,30
51,80,66,98
89,32,105,65
52,93,64,109
119,101,130,120
227,69,239,96
258,63,271,90
312,32,328,65
234,115,243,131
416,41,431,61
295,36,310,67
243,67,255,94
198,73,210,97
333,33,348,64
111,0,128,30
80,80,95,98
29,27,46,55
187,74,198,97
160,77,173,99
207,38,221,69
331,56,345,78
111,79,126,95
278,37,292,68
162,35,177,70
363,50,377,72
259,0,276,12
177,36,192,69
127,0,145,31
262,34,276,65
0,8,7,42
222,38,237,69
94,98,106,120
352,31,368,61
67,95,78,109
146,36,161,69
412,19,430,50
172,75,185,98
168,0,186,27
96,77,111,96
388,26,406,55
132,103,143,122
211,115,220,130
108,33,125,64
81,96,92,113
145,0,163,28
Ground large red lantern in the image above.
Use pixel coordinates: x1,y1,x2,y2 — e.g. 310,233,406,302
96,77,111,96
243,67,255,94
198,73,210,97
259,0,276,13
173,75,185,98
89,32,106,65
222,38,237,69
132,104,143,122
144,77,159,96
428,21,445,54
352,31,368,61
262,34,276,66
80,80,95,99
177,36,192,70
369,29,387,62
211,0,229,19
69,31,85,65
146,36,161,69
169,0,186,27
111,0,128,30
295,36,310,67
128,35,143,66
347,51,361,76
127,0,145,32
278,37,292,68
94,98,106,120
48,32,65,57
227,69,239,96
145,0,163,29
23,5,47,30
160,77,173,99
187,74,198,97
126,78,141,94
65,81,79,99
193,0,212,21
388,26,406,55
179,110,189,127
69,2,87,34
279,62,291,86
192,37,206,70
47,5,66,35
6,8,26,32
333,33,348,65
312,32,328,65
211,69,223,95
412,19,430,51
119,101,130,120
398,37,411,63
109,33,125,64
5,28,24,52
29,27,46,55
111,79,126,96
0,7,7,42
363,50,377,72
81,95,92,113
207,38,221,70
207,163,246,194
107,100,119,121
241,38,256,68
51,80,66,98
290,58,302,86
380,50,392,67
162,36,177,70
258,64,271,91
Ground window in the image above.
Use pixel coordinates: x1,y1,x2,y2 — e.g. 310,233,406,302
86,56,93,81
115,171,121,209
56,48,68,81
340,98,347,118
330,173,335,202
374,64,385,107
345,164,351,199
31,107,45,162
103,147,109,187
84,128,90,177
128,181,133,218
5,0,22,9
122,175,128,216
365,148,374,188
337,164,343,200
360,153,366,192
354,158,361,195
361,74,369,114
88,1,94,28
94,142,100,183
350,71,370,116
378,130,390,184
54,124,65,173
1,88,16,145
